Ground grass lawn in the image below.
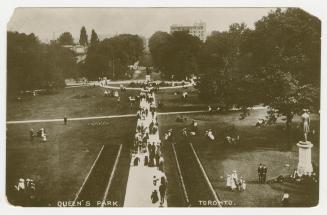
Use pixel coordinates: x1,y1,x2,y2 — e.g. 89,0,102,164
6,117,135,206
7,86,140,121
158,109,320,207
6,85,320,207
156,87,208,112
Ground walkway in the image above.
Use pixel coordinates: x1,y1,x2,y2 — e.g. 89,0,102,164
124,89,167,207
6,113,136,124
7,107,268,125
6,110,211,124
100,83,193,91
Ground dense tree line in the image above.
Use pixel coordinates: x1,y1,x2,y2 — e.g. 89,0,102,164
149,8,321,126
7,31,78,97
83,34,144,80
7,27,145,97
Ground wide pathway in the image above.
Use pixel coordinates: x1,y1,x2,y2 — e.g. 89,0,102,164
124,89,167,207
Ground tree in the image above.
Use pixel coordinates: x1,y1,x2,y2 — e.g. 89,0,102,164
196,8,320,136
83,34,144,80
7,32,45,95
90,29,99,47
7,31,79,97
149,31,172,73
57,32,74,45
46,43,79,80
249,8,321,127
249,8,321,86
149,31,202,80
198,23,258,109
79,26,88,46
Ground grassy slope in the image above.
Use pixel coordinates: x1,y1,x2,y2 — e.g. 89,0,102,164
7,86,140,121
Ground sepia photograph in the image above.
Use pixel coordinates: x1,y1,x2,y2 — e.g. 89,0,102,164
5,7,321,208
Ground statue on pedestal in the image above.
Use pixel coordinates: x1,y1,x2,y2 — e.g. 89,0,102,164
301,109,310,142
297,108,313,176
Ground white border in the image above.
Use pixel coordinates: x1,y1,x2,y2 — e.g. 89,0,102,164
1,1,326,215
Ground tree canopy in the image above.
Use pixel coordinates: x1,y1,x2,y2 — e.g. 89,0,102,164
148,8,320,127
7,31,78,96
198,8,320,126
247,8,320,124
149,31,202,80
90,29,99,47
83,34,144,80
79,26,88,46
57,32,74,45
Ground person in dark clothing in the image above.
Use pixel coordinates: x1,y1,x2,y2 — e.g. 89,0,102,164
158,156,164,172
149,121,154,133
159,183,166,205
155,152,160,167
151,190,159,204
64,115,67,125
149,144,155,166
258,164,263,183
144,155,149,166
160,176,167,187
29,128,34,141
262,165,268,183
133,156,140,166
147,143,151,154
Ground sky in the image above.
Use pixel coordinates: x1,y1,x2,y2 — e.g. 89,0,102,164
8,7,276,43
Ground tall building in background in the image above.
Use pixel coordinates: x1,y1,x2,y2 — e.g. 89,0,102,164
170,21,206,42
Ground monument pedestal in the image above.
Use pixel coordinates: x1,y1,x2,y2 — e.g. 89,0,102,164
297,141,313,176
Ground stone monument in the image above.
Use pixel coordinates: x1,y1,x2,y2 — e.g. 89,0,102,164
297,109,313,176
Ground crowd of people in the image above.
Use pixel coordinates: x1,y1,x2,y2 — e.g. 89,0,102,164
29,128,47,142
131,82,167,207
226,170,247,192
170,117,243,146
223,164,268,193
13,177,36,205
103,89,120,102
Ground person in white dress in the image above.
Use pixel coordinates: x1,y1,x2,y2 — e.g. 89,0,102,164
241,180,246,191
15,178,25,191
207,129,215,141
231,170,238,191
226,174,232,189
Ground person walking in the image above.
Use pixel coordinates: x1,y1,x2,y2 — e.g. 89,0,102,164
151,190,159,204
159,182,166,206
258,164,263,183
262,165,268,183
64,115,67,125
158,156,164,172
155,152,160,167
29,128,34,141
